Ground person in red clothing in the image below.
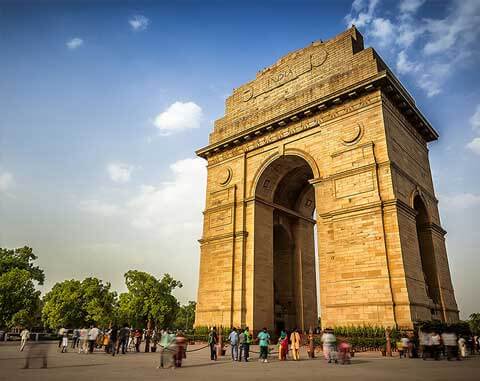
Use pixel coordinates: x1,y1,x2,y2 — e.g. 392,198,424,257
175,331,187,368
338,341,351,364
134,329,142,352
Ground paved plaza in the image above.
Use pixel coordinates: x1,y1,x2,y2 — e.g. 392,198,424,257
1,342,479,381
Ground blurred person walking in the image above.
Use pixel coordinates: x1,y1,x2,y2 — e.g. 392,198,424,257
57,327,66,348
88,325,100,353
19,328,29,352
134,329,142,352
459,336,467,358
72,328,80,349
60,331,68,353
420,330,431,360
441,330,459,360
321,329,337,363
79,327,89,353
431,332,441,360
400,333,410,358
23,342,48,369
175,331,187,368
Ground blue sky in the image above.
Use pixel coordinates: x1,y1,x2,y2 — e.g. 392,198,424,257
1,0,479,318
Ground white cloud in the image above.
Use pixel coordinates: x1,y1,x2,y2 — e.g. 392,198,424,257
466,137,480,155
0,171,14,193
470,105,480,132
345,0,379,27
396,50,421,74
79,200,121,217
127,158,206,233
441,193,480,210
66,37,83,50
399,0,425,14
107,162,134,183
397,19,425,47
369,17,394,46
79,157,206,231
129,15,150,31
423,0,480,56
417,63,451,97
153,101,203,135
344,0,480,98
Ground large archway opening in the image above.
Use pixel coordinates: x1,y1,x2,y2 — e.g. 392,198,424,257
413,195,441,315
254,155,318,333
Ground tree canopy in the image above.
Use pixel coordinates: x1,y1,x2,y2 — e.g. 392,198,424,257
468,313,480,335
0,247,44,328
1,246,190,331
117,271,182,328
42,277,117,329
173,301,196,331
0,246,45,285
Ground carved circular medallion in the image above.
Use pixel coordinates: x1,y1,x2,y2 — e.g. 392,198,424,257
218,167,232,186
341,123,363,145
310,48,328,68
241,87,253,102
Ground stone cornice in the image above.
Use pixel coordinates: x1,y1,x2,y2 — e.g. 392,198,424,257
197,71,438,159
198,231,248,245
419,222,447,237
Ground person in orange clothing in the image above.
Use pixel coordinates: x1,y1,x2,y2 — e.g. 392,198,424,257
290,328,301,360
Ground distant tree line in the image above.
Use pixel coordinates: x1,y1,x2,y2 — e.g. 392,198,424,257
0,246,196,331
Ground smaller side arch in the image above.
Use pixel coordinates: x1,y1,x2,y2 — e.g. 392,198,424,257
410,188,432,221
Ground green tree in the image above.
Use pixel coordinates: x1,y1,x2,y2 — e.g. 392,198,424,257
117,271,182,351
117,271,182,329
0,247,45,285
42,277,117,329
0,247,44,328
174,301,196,331
468,313,480,335
0,269,42,328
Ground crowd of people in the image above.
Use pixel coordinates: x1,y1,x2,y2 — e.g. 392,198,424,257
17,325,480,369
19,325,190,368
412,330,477,361
209,326,351,364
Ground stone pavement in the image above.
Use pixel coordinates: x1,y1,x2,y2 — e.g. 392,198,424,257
1,342,479,381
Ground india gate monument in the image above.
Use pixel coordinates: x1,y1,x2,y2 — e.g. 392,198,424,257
194,27,459,332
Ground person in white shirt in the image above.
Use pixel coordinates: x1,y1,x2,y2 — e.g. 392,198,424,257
19,328,30,352
61,331,68,353
400,335,409,358
430,332,441,360
79,327,89,353
58,327,66,348
458,336,467,358
228,328,239,361
88,325,100,353
441,331,459,360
